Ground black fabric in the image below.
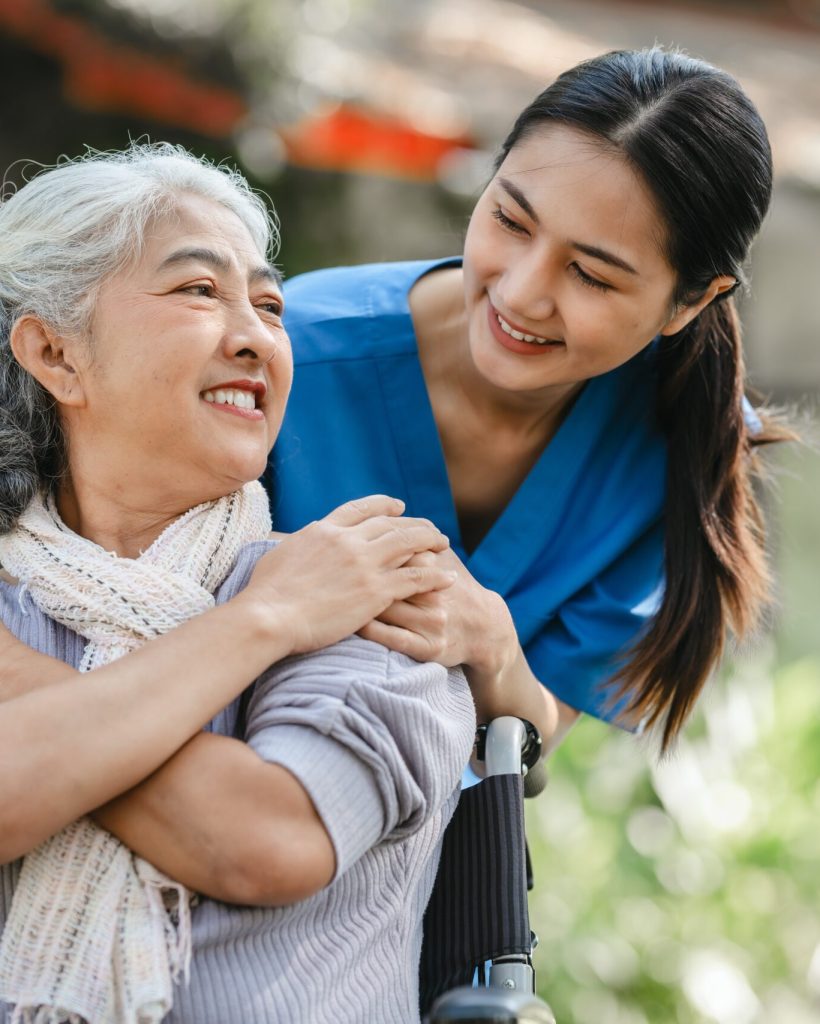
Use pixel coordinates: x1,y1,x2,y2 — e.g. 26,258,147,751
419,774,531,1016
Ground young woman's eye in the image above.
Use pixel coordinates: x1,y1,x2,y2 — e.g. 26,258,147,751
570,263,611,293
492,208,529,235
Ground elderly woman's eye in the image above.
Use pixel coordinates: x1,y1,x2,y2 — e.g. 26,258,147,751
183,284,214,298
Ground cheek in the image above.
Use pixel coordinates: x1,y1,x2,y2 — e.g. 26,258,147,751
462,210,494,277
274,336,294,390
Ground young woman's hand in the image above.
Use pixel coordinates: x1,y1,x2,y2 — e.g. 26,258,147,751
357,546,518,676
357,547,572,748
239,495,458,656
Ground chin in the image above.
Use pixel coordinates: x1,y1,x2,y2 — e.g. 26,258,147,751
188,455,268,505
222,444,270,482
470,344,538,392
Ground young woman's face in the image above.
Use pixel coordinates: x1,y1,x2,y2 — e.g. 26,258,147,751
69,193,292,507
462,124,693,397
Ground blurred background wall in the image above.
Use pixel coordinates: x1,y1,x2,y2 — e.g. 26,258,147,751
2,2,817,1021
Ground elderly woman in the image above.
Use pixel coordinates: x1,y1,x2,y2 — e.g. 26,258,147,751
0,144,475,1024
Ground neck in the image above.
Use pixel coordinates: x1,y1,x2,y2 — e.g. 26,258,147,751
56,476,192,559
452,359,582,440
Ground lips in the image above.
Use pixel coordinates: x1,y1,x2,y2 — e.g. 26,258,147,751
486,300,565,356
201,378,266,420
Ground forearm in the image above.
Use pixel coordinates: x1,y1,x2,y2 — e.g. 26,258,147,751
0,594,292,863
465,594,578,754
465,645,578,756
94,732,334,906
0,620,77,702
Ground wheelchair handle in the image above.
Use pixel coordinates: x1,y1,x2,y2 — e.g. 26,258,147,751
480,717,548,798
484,717,529,776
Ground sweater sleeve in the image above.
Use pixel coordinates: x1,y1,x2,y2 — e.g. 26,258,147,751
242,635,476,878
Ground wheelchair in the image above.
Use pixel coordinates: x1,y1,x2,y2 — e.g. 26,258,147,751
421,717,557,1024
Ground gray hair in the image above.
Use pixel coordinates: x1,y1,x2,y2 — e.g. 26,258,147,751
0,142,278,534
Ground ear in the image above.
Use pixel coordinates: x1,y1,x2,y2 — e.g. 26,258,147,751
660,275,737,337
9,315,87,408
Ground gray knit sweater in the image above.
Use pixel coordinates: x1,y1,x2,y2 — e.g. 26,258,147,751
0,541,476,1024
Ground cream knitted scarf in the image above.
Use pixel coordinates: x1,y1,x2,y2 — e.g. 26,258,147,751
0,481,272,1024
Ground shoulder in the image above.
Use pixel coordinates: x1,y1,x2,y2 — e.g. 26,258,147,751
0,577,85,663
213,539,278,606
282,257,461,365
0,576,20,623
282,258,457,323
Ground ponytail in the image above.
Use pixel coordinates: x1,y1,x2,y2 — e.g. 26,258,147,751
615,296,787,749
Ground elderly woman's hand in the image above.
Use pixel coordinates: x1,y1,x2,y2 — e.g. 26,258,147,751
241,495,458,656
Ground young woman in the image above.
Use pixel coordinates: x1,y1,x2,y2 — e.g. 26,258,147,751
269,46,787,750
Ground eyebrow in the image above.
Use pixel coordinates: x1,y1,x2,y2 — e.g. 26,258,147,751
158,247,282,286
497,176,639,276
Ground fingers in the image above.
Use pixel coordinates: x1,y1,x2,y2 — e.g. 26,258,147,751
375,594,446,631
324,495,405,527
370,524,450,567
402,550,438,569
357,515,448,545
389,564,457,603
358,620,439,663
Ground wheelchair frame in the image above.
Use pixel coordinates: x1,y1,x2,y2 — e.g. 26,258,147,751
425,717,557,1024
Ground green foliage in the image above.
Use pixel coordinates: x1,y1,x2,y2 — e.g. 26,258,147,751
527,655,820,1023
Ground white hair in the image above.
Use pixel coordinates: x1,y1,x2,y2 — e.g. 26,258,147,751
0,142,279,532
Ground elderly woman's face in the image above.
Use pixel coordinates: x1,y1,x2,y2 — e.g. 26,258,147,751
72,193,291,506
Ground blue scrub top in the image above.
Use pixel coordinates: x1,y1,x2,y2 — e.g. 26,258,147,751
268,258,667,723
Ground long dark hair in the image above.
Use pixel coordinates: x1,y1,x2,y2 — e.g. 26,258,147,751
497,48,789,748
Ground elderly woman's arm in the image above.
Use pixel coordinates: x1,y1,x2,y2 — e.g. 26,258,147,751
94,733,336,905
94,639,475,906
0,497,455,864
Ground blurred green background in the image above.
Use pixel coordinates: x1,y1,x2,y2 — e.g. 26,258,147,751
3,1,817,1020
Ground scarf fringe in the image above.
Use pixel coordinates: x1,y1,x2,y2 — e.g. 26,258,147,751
11,1007,86,1024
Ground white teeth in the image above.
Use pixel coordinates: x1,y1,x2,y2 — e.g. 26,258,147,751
496,313,554,345
203,388,256,409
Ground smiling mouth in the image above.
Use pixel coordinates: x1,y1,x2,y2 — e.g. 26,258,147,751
203,387,258,411
495,311,562,346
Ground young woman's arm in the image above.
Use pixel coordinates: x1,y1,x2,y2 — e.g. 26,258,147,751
0,496,455,863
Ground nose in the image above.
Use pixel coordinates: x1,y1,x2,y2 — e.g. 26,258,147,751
222,299,284,365
495,251,558,323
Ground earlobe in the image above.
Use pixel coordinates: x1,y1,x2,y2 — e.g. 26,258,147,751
660,274,737,337
9,316,87,407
